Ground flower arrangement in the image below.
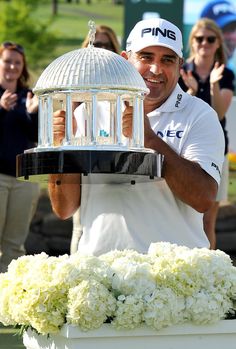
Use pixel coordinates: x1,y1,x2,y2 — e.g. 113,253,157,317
0,242,236,336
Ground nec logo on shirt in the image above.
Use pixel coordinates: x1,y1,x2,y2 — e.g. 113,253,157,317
157,130,183,139
141,27,176,41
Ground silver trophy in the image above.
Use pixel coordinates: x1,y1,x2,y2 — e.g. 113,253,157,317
17,21,163,184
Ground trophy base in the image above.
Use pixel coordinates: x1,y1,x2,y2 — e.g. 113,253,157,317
16,150,163,184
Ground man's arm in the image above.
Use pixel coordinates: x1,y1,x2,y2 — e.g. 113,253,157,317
122,105,218,213
146,134,217,213
48,174,81,220
48,110,80,219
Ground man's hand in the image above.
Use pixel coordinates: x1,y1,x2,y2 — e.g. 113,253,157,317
122,102,156,148
53,109,77,146
122,102,133,138
53,109,66,145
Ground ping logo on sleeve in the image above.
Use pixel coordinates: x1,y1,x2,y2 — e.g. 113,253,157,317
175,94,182,107
211,162,221,176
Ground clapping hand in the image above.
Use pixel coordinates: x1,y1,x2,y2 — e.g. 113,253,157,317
0,89,17,111
26,91,38,113
210,62,224,84
180,69,198,94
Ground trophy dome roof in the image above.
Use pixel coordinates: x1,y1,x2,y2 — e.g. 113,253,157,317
33,47,149,95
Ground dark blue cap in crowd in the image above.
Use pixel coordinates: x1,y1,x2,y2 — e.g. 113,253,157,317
200,0,236,28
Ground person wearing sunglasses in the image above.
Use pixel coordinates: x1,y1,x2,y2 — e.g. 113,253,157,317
200,0,236,83
179,18,235,249
0,41,40,272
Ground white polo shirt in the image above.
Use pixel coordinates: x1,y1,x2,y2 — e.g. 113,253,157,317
74,84,225,255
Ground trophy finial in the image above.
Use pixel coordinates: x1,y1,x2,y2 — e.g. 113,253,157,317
88,20,96,47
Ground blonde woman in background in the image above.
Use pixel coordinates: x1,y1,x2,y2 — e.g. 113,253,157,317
71,25,121,254
179,18,235,249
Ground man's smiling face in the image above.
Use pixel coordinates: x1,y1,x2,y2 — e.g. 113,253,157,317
122,46,182,109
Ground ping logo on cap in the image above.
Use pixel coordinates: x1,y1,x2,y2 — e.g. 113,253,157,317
141,27,177,41
126,18,183,57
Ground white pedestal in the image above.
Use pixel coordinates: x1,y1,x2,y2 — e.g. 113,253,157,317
23,320,236,349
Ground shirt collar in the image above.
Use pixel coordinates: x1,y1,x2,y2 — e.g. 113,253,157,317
148,83,190,115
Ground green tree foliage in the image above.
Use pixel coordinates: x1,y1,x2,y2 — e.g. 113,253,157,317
0,0,57,71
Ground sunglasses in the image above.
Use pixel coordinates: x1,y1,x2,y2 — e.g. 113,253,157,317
93,41,114,50
194,36,217,44
2,41,24,54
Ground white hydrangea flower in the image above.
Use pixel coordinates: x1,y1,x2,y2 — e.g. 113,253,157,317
0,273,17,326
143,287,186,330
150,243,235,297
0,253,68,334
66,279,116,331
52,253,112,290
186,290,233,324
112,294,144,329
104,250,156,296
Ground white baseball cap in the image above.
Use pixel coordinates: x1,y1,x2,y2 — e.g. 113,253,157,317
126,18,183,58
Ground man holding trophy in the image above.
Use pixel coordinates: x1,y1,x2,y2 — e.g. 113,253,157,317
49,18,224,255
